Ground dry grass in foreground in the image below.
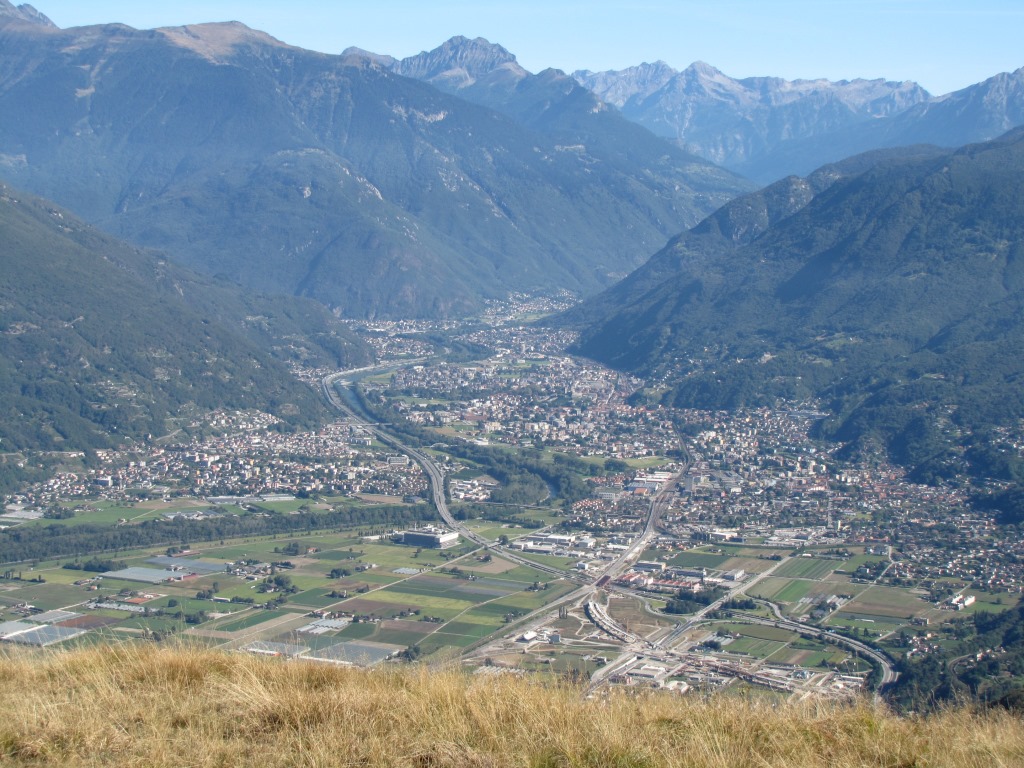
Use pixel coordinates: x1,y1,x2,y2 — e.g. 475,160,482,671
0,644,1021,767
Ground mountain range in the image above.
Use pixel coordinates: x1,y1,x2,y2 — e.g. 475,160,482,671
3,2,1022,318
384,37,737,210
0,9,749,319
574,60,1024,183
358,35,1024,188
565,129,1024,481
5,1,1024,481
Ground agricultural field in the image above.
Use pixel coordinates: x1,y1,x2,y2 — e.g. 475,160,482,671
773,557,841,581
289,563,574,657
839,585,930,619
0,516,567,661
725,635,787,658
703,620,856,667
748,576,857,615
718,556,779,574
211,610,292,633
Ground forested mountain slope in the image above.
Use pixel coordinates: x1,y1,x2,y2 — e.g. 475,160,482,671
0,15,749,318
569,130,1024,480
0,181,368,452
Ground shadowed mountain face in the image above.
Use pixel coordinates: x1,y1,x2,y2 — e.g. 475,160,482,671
574,61,1024,183
0,179,371,452
0,20,750,319
566,129,1024,480
385,37,748,217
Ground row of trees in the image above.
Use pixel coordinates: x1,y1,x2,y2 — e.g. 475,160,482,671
0,504,434,565
357,388,595,507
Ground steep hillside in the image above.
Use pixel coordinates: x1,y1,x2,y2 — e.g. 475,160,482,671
0,18,749,318
388,37,742,217
559,145,948,330
569,130,1024,479
0,181,368,452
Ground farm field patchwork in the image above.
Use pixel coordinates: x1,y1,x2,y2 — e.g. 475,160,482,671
836,585,931,620
0,515,567,662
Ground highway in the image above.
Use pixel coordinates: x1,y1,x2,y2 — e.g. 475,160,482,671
675,555,791,635
322,367,686,639
321,368,898,692
322,370,576,579
729,610,898,688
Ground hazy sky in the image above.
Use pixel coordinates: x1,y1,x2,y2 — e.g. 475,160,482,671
33,1,1024,96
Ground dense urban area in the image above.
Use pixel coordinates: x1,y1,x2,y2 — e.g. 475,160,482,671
2,295,1023,710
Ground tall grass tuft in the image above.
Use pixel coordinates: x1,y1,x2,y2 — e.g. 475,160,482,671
0,643,1019,766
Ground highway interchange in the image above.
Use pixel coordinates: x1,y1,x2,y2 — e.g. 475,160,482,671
321,369,897,694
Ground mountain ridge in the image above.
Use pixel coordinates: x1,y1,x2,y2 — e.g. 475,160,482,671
391,35,527,90
566,128,1024,480
574,59,1024,182
0,20,750,319
0,178,370,453
0,0,53,26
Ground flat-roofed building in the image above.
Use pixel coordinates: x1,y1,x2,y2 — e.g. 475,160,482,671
399,527,460,549
634,560,666,573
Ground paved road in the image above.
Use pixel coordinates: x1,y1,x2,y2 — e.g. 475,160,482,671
321,370,905,693
730,610,898,687
322,370,574,579
678,555,791,633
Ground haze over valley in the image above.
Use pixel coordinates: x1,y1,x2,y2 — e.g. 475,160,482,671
3,3,1024,759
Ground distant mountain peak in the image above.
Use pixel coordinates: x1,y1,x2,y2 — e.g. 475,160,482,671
684,60,723,78
157,22,295,61
574,59,941,180
575,60,676,79
0,0,55,26
393,35,528,90
572,60,678,108
340,46,397,67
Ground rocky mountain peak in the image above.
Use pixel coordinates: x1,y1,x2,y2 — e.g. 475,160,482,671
683,60,724,79
0,0,55,26
573,61,677,107
340,46,397,68
392,35,528,90
572,58,944,180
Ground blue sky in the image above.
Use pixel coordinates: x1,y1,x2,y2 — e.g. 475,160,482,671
33,1,1024,96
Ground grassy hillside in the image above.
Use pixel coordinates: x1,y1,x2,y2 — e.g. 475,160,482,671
0,644,1020,767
